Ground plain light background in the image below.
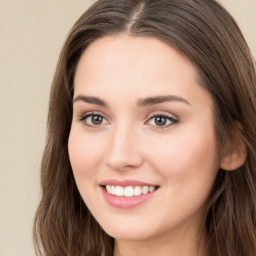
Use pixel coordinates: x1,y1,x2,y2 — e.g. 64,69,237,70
0,1,255,255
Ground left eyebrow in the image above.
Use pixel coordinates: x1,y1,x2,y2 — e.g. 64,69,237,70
138,95,191,107
73,94,107,107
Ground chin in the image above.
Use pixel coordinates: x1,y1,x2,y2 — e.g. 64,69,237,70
99,219,153,240
105,228,151,241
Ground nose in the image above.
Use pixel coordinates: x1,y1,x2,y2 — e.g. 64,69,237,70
104,123,143,171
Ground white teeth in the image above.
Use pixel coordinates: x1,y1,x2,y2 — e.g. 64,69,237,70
134,186,142,196
106,185,111,193
105,185,157,197
124,186,134,197
110,185,115,195
142,186,149,194
149,186,155,192
115,186,124,196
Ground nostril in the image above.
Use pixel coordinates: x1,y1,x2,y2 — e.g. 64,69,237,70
104,153,144,171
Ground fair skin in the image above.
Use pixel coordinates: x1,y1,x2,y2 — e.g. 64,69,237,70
68,34,228,256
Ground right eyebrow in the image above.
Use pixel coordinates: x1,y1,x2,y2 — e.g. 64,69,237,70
73,94,107,107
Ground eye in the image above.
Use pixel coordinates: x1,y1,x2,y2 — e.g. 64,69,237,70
80,113,108,127
147,114,178,128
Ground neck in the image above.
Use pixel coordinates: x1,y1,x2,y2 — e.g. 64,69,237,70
113,224,206,256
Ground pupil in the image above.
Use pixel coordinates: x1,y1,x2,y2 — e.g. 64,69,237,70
155,116,166,126
92,115,102,125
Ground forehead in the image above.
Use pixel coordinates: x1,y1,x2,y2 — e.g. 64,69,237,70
73,34,212,110
75,35,198,85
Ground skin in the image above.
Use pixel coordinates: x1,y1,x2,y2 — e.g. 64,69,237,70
68,34,222,256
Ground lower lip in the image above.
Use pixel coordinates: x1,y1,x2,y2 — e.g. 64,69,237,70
100,186,157,209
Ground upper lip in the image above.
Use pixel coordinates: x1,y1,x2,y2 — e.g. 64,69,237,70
99,179,159,187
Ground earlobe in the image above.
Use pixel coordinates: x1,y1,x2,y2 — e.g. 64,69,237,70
220,137,247,171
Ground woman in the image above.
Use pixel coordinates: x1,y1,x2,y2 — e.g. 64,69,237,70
33,0,256,255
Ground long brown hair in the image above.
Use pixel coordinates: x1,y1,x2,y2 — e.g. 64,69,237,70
34,0,256,255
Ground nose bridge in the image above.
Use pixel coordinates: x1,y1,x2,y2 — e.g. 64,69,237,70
104,120,143,170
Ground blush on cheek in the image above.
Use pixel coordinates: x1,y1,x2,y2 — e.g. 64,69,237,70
151,126,219,182
68,136,96,205
68,129,104,179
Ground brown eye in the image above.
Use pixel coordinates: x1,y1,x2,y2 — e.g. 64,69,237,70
91,115,103,125
81,113,108,127
155,116,168,126
148,114,178,127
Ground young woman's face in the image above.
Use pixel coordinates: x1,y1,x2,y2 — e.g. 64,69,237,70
69,35,220,242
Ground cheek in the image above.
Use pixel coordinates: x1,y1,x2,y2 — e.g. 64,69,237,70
68,127,108,211
68,127,105,185
142,126,220,229
164,134,218,177
145,122,220,197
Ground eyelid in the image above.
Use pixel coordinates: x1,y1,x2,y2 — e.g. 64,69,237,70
147,110,177,119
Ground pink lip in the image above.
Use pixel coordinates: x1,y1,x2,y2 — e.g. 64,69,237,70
99,179,159,209
99,179,157,187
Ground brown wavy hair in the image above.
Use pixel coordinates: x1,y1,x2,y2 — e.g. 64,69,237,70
33,0,256,255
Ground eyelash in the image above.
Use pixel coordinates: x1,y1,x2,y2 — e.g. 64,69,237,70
79,111,179,129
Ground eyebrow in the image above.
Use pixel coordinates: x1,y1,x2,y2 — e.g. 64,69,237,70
73,94,191,107
138,95,191,106
73,95,107,107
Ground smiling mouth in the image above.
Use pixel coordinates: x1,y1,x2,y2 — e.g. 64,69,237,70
102,185,159,197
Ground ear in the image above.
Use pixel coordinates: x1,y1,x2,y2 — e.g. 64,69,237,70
220,134,247,171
